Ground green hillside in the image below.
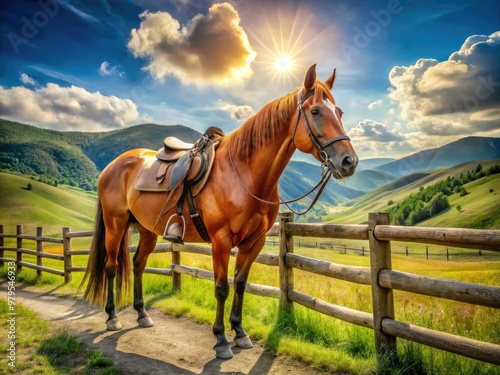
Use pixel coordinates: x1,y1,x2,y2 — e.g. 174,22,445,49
0,172,97,236
324,159,500,229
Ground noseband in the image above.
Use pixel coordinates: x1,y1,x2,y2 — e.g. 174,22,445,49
291,89,350,164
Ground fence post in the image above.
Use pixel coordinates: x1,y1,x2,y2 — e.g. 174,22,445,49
16,225,23,271
279,212,294,311
36,227,43,278
426,246,429,260
368,212,397,362
172,244,181,292
0,225,4,267
63,227,72,283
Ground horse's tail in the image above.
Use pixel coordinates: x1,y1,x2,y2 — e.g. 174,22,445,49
79,197,130,307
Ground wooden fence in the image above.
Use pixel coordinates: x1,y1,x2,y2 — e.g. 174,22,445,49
1,212,499,366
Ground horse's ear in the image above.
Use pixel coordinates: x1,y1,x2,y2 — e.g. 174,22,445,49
325,68,336,89
304,64,317,91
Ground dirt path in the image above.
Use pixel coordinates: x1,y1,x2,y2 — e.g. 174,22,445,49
5,283,325,375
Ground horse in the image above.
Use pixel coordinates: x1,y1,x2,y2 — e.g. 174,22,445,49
81,64,358,359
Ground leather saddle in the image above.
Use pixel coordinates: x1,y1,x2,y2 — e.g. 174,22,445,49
134,126,224,243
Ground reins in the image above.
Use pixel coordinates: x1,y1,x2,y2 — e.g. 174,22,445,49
228,87,350,215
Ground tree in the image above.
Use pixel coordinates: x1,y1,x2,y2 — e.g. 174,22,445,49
27,183,32,191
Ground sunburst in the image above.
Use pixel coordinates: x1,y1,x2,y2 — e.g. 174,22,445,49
247,8,319,88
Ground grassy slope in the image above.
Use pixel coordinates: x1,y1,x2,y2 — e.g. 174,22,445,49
325,159,500,228
0,173,97,236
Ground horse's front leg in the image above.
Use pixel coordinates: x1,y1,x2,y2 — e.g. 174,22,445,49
230,235,266,349
211,239,233,359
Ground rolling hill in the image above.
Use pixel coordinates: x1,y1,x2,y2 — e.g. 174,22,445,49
1,118,499,223
0,172,97,235
324,158,500,229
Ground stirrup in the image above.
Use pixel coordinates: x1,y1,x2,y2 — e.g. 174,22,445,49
163,214,186,244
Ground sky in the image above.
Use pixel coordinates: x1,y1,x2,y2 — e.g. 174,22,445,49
0,0,499,160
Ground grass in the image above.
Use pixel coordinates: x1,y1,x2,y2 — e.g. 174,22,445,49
0,299,118,375
2,240,499,375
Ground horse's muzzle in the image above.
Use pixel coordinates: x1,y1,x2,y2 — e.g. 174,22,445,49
327,153,358,179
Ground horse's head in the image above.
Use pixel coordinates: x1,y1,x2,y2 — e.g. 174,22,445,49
292,64,358,179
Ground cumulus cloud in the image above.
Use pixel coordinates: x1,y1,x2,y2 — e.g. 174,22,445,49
388,31,500,135
349,119,406,142
219,103,254,121
0,83,140,131
19,72,37,86
99,61,125,77
368,99,382,110
127,3,256,86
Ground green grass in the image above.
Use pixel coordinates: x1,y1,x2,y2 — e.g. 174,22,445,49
0,299,118,374
3,242,499,375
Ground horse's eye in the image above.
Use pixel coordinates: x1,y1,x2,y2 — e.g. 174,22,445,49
311,108,320,116
338,108,344,118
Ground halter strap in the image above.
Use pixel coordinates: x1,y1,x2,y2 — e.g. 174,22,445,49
292,88,350,162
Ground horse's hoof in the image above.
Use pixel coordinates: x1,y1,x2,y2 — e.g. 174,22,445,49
106,318,122,331
137,316,155,328
234,336,253,349
214,345,233,360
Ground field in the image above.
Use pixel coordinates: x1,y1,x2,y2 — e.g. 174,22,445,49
1,172,500,374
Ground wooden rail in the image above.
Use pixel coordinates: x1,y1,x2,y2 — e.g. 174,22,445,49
1,214,500,367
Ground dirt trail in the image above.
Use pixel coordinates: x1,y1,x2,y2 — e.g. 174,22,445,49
4,283,325,375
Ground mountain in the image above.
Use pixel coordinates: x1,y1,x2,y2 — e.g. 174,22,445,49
374,137,500,177
356,158,394,171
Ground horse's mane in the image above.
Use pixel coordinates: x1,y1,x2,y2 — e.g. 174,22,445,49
227,80,334,162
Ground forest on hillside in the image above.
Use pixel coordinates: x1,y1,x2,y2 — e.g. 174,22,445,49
386,164,500,225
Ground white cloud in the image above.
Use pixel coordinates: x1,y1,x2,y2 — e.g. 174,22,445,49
219,103,254,121
127,3,256,86
0,83,140,131
388,31,500,136
19,72,37,86
349,119,406,142
99,61,125,77
368,99,382,110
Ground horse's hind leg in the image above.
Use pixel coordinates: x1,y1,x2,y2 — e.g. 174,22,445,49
104,216,131,331
132,224,157,327
230,235,266,349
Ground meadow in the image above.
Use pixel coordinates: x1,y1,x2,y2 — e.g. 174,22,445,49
1,172,500,374
1,228,499,375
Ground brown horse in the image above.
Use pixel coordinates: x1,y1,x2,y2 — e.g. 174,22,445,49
81,64,358,359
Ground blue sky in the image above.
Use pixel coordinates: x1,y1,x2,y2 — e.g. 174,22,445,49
0,0,499,160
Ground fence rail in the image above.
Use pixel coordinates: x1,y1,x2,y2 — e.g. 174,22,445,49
1,213,500,367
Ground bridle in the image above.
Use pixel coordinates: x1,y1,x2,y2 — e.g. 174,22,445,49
228,87,352,215
291,88,350,167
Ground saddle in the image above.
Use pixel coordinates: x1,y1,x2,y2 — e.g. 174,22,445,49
135,126,224,243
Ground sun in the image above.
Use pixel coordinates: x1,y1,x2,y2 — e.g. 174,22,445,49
275,55,293,72
246,7,323,88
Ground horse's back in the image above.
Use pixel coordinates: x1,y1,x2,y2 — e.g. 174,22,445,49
99,149,155,201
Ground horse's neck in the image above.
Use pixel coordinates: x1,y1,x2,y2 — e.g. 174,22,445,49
228,114,296,196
